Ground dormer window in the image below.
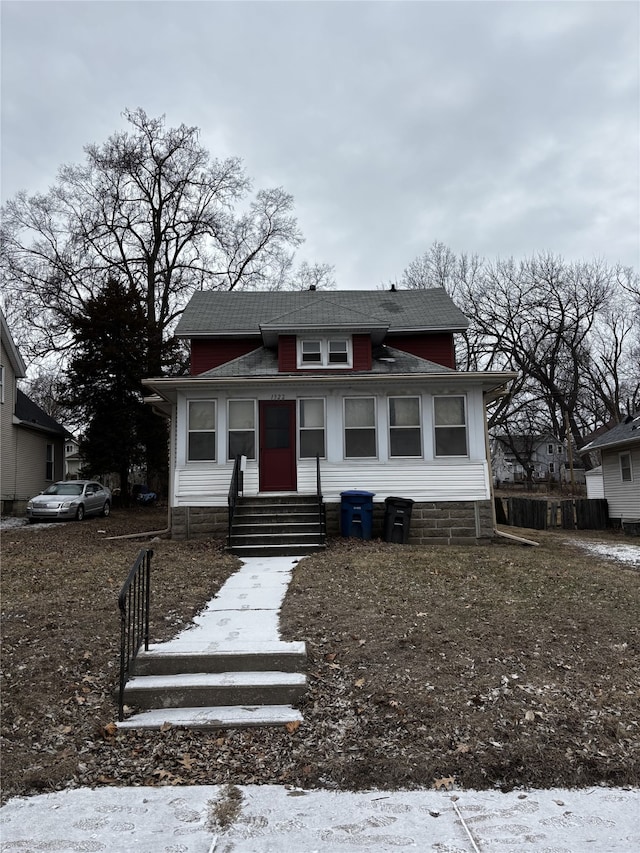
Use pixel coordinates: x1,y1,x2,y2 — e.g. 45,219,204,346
298,338,352,368
301,341,322,364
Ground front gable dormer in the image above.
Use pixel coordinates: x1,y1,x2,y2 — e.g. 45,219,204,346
277,333,373,372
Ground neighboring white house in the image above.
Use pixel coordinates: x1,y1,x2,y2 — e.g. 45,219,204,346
585,465,605,500
579,414,640,524
1,311,66,514
64,435,83,479
144,288,516,543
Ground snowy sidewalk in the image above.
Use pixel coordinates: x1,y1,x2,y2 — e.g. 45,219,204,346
1,783,638,852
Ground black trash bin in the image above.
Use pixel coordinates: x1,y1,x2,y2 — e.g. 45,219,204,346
383,497,414,543
340,490,375,539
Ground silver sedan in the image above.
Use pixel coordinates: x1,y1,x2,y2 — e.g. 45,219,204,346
26,480,112,523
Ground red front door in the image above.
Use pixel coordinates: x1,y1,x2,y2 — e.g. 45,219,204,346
259,400,297,491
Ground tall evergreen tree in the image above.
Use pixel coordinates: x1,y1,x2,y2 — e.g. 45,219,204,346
63,277,160,499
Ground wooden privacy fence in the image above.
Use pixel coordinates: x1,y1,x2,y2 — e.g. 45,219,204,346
495,497,609,531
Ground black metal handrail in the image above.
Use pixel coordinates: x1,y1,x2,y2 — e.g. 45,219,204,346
316,453,325,545
228,454,241,545
117,548,153,721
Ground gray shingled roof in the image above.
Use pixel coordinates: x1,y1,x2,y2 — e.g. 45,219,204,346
176,289,469,337
196,345,457,378
580,413,640,452
15,390,66,435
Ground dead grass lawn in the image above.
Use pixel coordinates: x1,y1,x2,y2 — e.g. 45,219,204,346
1,510,638,801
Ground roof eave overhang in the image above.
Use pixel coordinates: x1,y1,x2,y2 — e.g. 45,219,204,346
13,417,65,436
579,436,640,454
178,324,469,340
143,371,518,405
1,314,27,377
260,323,389,347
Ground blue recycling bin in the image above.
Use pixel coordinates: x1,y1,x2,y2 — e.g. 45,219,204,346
340,490,375,539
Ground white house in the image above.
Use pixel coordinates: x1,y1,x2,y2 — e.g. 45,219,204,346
143,288,516,546
580,414,640,526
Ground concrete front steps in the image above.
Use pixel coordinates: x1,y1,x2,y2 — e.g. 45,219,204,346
229,495,326,557
118,643,307,731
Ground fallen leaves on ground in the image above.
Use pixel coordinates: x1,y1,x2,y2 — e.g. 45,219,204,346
1,511,639,801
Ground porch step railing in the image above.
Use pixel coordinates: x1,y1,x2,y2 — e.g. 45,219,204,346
316,453,325,545
118,548,153,721
227,454,242,546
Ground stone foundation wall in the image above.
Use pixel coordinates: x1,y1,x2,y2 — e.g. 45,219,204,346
171,499,494,544
326,499,494,544
170,506,228,540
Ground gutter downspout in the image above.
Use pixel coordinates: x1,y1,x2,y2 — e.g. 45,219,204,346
106,503,171,542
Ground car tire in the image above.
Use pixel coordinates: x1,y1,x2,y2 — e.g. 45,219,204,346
76,504,85,522
102,500,111,518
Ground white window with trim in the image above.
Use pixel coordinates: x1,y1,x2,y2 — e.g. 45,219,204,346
299,398,325,458
388,396,422,457
433,395,468,457
188,400,216,461
298,338,352,368
344,397,376,458
46,444,54,480
228,400,256,460
620,451,633,482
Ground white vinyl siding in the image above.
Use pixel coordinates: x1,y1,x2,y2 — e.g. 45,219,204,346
171,385,492,506
601,446,640,520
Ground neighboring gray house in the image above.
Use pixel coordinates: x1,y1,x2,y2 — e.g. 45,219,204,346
144,287,516,544
579,414,640,524
1,311,66,514
491,432,570,483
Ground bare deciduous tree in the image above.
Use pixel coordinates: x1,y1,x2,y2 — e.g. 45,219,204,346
1,108,308,375
399,244,639,447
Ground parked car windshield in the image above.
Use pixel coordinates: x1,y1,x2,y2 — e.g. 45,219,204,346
43,483,84,496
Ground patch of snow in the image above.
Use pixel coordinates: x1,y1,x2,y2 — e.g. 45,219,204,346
570,540,640,567
0,516,63,531
0,516,29,530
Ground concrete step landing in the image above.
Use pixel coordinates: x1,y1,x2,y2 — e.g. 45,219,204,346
124,670,306,710
116,704,303,730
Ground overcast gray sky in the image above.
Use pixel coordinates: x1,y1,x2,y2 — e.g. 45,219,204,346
2,0,638,289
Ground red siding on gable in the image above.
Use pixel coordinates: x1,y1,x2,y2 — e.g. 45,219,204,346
278,336,297,371
353,334,372,370
190,339,260,375
388,334,456,369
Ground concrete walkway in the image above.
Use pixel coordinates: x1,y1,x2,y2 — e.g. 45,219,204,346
2,556,639,851
117,555,306,729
